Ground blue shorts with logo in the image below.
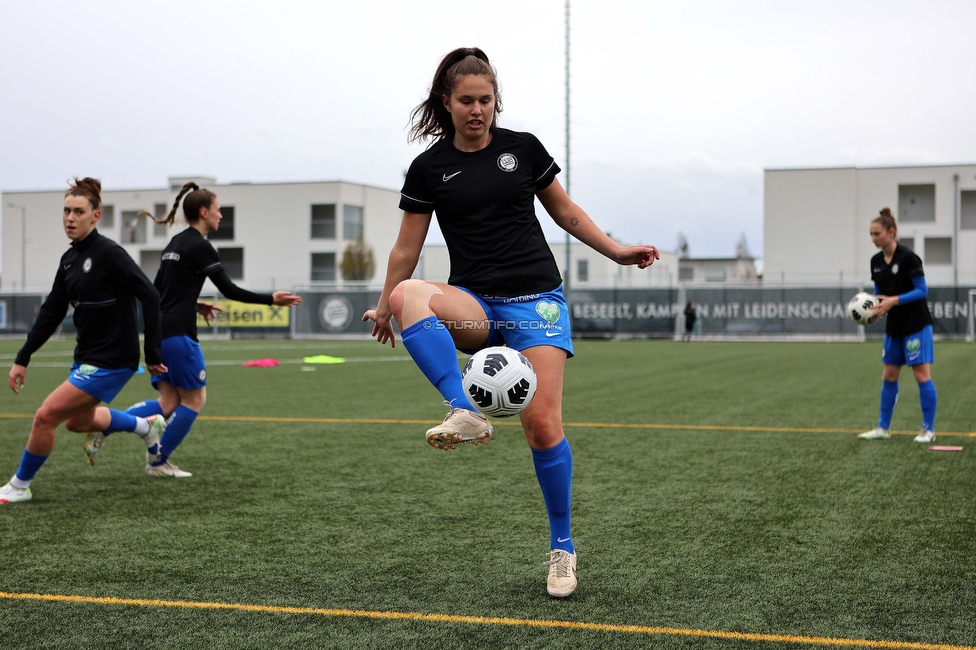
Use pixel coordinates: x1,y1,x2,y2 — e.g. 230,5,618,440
67,362,136,404
151,336,208,390
455,285,574,358
882,324,934,367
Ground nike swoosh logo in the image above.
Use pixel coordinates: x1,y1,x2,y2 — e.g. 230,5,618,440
442,171,462,182
545,330,560,337
557,537,571,543
63,264,72,269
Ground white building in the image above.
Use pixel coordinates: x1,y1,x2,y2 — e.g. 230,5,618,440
677,256,760,284
764,163,976,286
2,176,402,293
2,176,676,294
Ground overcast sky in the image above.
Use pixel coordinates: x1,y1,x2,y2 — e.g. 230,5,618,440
3,0,976,263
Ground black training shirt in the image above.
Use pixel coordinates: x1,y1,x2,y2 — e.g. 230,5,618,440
154,227,273,340
399,128,562,297
871,244,932,337
16,229,162,369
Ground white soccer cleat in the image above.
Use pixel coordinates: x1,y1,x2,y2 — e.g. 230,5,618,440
145,461,192,478
142,414,167,450
425,403,493,450
84,431,107,466
913,428,936,444
0,482,32,504
545,549,578,598
858,427,890,440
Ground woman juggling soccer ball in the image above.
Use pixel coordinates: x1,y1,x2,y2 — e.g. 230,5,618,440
363,47,659,597
858,207,937,443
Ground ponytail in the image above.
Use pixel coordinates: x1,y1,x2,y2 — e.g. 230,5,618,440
153,181,216,226
65,177,102,211
409,47,502,143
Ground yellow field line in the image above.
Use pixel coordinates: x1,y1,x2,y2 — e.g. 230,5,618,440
0,591,970,649
0,412,972,438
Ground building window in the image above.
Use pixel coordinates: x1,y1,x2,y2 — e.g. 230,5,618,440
101,205,115,229
208,206,235,240
140,250,164,280
121,210,147,244
218,247,244,279
576,259,589,283
898,237,914,251
705,270,727,282
153,203,168,238
898,184,935,223
678,267,694,281
962,190,976,230
343,205,363,240
311,204,336,239
924,237,952,265
311,252,336,281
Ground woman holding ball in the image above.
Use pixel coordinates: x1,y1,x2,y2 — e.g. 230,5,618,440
858,207,937,443
363,47,659,597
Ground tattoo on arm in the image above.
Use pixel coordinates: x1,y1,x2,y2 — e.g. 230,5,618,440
570,217,579,228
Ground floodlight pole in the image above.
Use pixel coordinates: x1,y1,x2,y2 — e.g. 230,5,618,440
564,0,571,297
953,174,959,286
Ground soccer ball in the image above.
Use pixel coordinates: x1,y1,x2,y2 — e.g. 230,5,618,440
848,292,880,325
462,347,537,418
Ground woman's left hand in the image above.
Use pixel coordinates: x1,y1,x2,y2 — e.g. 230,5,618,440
616,245,660,268
873,294,899,317
272,291,302,307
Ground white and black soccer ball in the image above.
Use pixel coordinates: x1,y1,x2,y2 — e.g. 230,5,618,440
848,292,880,325
462,346,537,418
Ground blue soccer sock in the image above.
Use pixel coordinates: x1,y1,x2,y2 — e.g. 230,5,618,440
918,380,937,431
531,437,574,554
154,404,198,464
102,409,138,435
13,450,49,486
126,399,164,418
878,379,899,430
401,316,478,411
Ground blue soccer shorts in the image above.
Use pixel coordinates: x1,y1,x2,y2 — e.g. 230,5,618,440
67,362,136,403
882,324,934,367
151,335,208,390
455,285,574,358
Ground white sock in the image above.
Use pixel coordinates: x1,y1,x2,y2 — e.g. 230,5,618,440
10,476,31,489
133,417,151,436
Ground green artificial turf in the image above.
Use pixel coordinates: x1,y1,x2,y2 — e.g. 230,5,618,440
0,338,974,649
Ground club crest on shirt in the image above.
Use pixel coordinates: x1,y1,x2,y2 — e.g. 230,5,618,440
83,258,93,273
497,153,518,172
891,263,899,275
198,369,207,381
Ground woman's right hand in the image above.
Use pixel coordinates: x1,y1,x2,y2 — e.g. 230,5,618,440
362,307,396,348
8,364,26,394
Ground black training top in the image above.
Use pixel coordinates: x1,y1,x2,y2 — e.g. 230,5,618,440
871,244,932,337
399,127,562,297
154,227,273,340
16,229,162,369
